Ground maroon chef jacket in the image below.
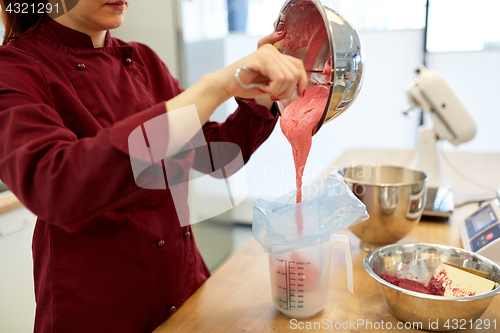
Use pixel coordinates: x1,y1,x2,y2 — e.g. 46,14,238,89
0,17,278,333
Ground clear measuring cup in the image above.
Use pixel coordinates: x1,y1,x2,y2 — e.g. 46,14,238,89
268,234,353,319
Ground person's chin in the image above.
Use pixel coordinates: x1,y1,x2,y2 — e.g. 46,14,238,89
102,16,126,30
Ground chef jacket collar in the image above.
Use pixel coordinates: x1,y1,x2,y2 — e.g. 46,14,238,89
39,16,112,49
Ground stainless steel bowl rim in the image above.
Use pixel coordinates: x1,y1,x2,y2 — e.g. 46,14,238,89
364,242,500,301
336,164,428,187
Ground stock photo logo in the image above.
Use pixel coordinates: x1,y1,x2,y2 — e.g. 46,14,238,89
44,1,79,20
127,105,248,227
3,1,78,19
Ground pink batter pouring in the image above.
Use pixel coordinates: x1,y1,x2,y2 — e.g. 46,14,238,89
280,86,329,204
278,9,331,235
280,86,329,235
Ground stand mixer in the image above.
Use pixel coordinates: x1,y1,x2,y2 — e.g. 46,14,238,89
405,65,476,218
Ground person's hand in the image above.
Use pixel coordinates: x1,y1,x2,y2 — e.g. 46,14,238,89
210,29,308,101
257,18,286,48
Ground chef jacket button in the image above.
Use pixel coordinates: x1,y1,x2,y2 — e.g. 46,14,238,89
156,239,165,248
76,63,86,71
169,305,176,313
183,231,191,239
123,57,132,65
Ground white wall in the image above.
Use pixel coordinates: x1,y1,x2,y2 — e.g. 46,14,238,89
187,29,425,223
0,207,37,333
231,31,425,196
112,0,183,84
427,50,500,153
221,35,500,223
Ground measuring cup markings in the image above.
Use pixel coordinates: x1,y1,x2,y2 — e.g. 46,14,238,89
268,235,353,318
289,261,310,310
274,258,314,311
275,259,289,310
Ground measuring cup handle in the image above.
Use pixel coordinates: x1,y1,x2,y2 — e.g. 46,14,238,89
330,234,354,293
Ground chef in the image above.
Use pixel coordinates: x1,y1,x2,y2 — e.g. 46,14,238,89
0,1,307,332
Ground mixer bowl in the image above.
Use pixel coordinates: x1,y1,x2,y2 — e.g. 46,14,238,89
335,165,427,251
364,243,500,331
275,0,364,134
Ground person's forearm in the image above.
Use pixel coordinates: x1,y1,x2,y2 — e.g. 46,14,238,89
165,73,230,126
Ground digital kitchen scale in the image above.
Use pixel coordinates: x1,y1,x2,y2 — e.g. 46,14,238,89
422,185,454,219
460,198,500,264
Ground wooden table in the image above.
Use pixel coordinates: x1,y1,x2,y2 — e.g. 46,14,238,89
0,191,22,216
154,149,500,333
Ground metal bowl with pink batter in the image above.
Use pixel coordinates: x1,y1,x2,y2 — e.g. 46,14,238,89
274,0,365,134
364,243,500,331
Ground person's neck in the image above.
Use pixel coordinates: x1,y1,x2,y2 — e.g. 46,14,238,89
54,17,107,48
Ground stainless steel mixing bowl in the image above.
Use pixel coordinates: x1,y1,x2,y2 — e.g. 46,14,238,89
274,0,364,134
335,165,427,251
364,243,500,331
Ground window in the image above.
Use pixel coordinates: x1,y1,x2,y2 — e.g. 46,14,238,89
427,0,500,52
246,0,426,36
